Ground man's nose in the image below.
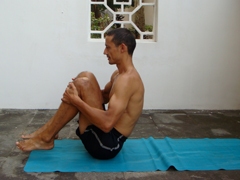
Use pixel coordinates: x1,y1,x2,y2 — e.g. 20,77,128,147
103,48,107,55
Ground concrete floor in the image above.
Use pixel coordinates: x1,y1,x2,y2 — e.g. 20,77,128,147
0,109,240,180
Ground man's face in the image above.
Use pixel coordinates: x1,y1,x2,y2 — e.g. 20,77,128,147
104,35,121,65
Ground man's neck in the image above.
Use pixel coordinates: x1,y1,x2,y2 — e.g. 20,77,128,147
116,56,134,74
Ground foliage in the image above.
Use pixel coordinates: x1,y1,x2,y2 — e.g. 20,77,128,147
128,27,137,36
91,12,111,38
145,25,153,32
127,24,153,39
91,12,110,31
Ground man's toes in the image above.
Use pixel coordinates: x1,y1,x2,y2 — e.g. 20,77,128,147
21,135,29,139
16,144,21,150
16,141,24,150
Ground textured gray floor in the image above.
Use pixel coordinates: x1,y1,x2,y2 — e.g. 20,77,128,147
0,109,240,180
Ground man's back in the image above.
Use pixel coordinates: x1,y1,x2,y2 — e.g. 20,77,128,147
109,67,144,137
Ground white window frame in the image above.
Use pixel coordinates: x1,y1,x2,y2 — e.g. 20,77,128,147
89,0,157,42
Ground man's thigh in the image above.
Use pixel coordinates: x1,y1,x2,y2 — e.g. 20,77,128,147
73,71,105,133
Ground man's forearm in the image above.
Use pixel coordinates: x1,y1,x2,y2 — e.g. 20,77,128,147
72,96,112,132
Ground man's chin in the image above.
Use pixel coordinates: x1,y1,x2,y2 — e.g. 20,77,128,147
108,60,114,65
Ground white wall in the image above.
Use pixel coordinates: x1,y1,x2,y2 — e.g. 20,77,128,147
0,0,240,110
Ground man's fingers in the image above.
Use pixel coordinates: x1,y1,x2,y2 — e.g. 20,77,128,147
61,96,70,104
68,82,76,89
61,97,65,102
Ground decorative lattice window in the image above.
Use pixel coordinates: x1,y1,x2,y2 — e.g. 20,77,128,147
90,0,157,42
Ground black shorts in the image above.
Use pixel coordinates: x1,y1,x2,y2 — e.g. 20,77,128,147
76,125,127,160
76,104,127,159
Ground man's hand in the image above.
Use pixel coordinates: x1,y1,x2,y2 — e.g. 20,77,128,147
61,82,80,105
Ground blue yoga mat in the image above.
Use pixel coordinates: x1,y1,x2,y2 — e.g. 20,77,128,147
24,137,240,172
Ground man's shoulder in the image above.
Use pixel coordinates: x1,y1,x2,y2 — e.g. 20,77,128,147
118,70,135,83
127,68,143,84
118,69,143,90
110,70,119,82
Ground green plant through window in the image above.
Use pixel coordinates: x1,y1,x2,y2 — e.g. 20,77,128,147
91,12,111,38
90,0,156,41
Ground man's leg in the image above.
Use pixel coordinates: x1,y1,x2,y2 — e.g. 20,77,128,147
21,71,103,139
16,71,103,151
21,113,65,139
73,72,104,135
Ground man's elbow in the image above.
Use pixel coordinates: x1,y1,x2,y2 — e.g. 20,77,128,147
101,119,115,133
101,112,116,133
102,124,113,133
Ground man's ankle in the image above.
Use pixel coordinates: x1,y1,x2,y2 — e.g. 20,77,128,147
40,134,54,143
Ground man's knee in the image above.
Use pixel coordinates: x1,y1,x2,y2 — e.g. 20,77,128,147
73,77,91,90
76,71,95,79
73,76,101,101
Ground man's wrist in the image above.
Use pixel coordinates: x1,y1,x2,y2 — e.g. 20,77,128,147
72,95,82,107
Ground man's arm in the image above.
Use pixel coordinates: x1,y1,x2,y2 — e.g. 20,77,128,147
62,74,133,133
101,70,119,104
101,81,111,104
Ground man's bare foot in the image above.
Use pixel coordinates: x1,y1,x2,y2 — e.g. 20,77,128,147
16,136,54,151
21,130,59,139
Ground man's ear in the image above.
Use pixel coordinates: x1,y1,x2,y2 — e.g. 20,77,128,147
120,43,128,53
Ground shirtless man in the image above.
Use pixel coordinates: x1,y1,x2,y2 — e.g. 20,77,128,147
16,28,144,159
